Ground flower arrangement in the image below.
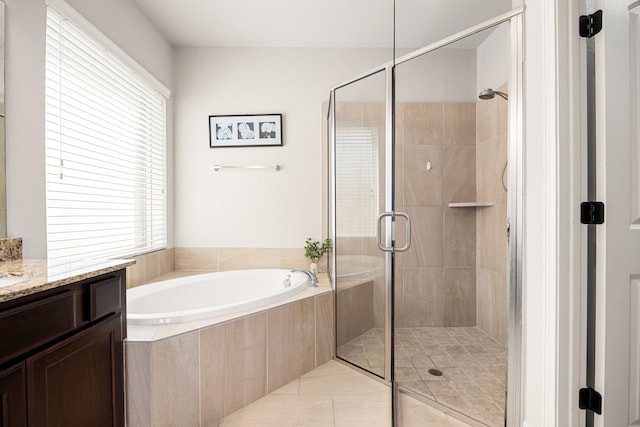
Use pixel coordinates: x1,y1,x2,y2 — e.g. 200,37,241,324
304,238,332,263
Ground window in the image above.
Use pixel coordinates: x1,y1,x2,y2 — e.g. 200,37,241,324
45,5,168,261
335,128,380,237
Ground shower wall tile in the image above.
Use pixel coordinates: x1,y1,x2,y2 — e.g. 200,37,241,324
495,205,508,279
151,331,200,427
404,103,444,145
476,268,496,340
443,144,476,203
476,268,506,344
476,82,508,344
495,273,507,344
395,103,405,147
476,137,498,203
125,342,152,427
404,145,443,206
402,267,444,327
395,127,406,208
175,247,219,271
476,208,498,272
496,133,508,205
443,267,476,326
315,292,335,366
496,83,509,135
476,97,498,144
394,267,405,327
398,206,443,268
267,298,315,392
444,103,477,146
444,207,476,267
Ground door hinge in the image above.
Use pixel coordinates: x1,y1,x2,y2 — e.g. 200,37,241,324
580,201,605,225
579,387,602,414
580,10,603,38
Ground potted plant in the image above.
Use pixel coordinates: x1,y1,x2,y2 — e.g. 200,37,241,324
304,237,332,274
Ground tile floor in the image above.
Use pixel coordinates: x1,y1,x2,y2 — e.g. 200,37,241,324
217,360,473,426
337,327,506,427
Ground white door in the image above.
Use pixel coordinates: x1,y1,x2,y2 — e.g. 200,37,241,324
595,2,640,426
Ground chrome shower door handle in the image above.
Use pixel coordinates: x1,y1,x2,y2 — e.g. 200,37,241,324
394,211,412,252
377,212,394,252
376,211,412,252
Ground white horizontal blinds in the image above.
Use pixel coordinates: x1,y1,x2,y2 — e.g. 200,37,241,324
335,128,380,237
45,6,167,262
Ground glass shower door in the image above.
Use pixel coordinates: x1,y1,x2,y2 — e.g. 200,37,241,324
333,69,390,378
392,20,513,427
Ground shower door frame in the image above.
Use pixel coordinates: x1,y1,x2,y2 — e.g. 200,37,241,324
328,8,524,425
329,64,395,382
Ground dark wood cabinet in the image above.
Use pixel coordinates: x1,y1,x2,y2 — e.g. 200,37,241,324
27,314,123,427
0,269,126,427
0,363,27,427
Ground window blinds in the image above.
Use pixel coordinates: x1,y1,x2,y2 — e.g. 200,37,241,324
45,6,167,261
335,128,380,237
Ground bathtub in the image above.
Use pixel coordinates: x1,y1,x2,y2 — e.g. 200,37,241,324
125,270,334,426
127,268,309,325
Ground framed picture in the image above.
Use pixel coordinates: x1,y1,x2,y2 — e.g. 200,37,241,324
209,114,283,148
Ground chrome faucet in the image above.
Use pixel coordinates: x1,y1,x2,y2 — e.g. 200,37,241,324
290,269,318,287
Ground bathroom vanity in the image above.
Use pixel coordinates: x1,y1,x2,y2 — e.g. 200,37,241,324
0,259,133,426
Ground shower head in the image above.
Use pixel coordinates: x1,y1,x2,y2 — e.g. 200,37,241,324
478,88,508,101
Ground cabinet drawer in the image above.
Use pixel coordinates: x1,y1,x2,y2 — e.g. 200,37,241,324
89,276,122,321
0,291,76,365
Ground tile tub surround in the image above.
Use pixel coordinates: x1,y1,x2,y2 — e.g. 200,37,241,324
126,246,313,289
126,248,175,289
174,247,311,273
0,237,22,261
336,280,374,347
126,278,334,427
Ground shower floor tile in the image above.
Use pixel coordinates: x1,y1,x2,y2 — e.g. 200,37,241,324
337,326,506,427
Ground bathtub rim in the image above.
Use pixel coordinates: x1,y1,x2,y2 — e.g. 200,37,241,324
127,268,309,326
127,272,332,343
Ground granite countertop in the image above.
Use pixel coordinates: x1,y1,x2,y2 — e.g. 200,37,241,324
0,258,135,303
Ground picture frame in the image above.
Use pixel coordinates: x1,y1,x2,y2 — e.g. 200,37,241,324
209,114,283,148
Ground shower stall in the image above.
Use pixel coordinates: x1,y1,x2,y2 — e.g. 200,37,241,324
328,11,522,427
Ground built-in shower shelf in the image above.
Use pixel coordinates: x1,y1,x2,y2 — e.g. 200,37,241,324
447,202,494,208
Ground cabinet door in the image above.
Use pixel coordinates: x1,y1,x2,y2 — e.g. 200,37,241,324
0,363,27,427
27,314,123,427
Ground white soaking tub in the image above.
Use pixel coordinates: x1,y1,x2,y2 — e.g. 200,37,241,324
127,268,310,325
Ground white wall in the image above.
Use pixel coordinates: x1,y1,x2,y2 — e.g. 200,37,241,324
395,48,477,103
476,22,510,93
5,0,174,258
174,47,393,248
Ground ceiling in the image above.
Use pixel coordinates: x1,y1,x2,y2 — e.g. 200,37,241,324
133,0,513,49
